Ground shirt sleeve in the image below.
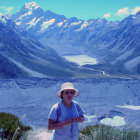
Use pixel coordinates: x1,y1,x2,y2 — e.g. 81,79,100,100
75,102,84,117
48,104,58,121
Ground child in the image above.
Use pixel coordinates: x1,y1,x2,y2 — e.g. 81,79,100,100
48,82,84,140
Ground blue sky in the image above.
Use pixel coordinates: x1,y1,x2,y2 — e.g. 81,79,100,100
0,0,140,21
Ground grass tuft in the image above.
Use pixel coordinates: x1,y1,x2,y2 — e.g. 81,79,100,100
0,112,32,140
79,124,140,140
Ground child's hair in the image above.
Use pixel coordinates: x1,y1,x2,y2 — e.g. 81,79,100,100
61,91,63,99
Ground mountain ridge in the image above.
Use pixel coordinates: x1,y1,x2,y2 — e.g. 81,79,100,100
0,15,77,78
1,12,103,78
1,1,140,77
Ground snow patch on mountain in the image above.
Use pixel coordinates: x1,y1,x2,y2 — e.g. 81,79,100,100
71,21,82,26
124,56,140,71
36,17,43,23
27,17,42,28
16,22,21,25
76,21,89,31
27,17,37,28
57,22,63,27
19,11,32,20
97,19,102,22
0,13,9,23
64,22,68,27
25,1,39,10
40,19,55,31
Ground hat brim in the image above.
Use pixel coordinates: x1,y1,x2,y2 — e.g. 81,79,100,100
57,88,79,98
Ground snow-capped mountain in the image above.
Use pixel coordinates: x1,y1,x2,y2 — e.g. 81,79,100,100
11,2,66,35
1,13,90,78
11,2,140,75
11,2,115,55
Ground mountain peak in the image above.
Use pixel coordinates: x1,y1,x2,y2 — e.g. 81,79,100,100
24,1,40,10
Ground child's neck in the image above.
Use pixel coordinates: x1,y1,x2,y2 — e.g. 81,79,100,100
62,100,72,108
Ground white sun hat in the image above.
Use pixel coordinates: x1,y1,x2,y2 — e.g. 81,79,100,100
57,82,79,98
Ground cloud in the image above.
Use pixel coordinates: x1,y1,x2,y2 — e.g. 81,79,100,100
131,7,140,15
116,7,129,16
0,6,14,14
104,13,111,18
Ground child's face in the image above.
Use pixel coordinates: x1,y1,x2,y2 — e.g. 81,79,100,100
62,89,75,102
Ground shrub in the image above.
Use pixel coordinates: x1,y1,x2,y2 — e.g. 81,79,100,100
0,112,32,140
79,124,140,140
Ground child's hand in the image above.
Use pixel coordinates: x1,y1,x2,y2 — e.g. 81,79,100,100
74,116,84,122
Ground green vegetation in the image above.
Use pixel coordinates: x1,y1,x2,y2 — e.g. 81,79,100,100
0,112,32,140
79,124,140,140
